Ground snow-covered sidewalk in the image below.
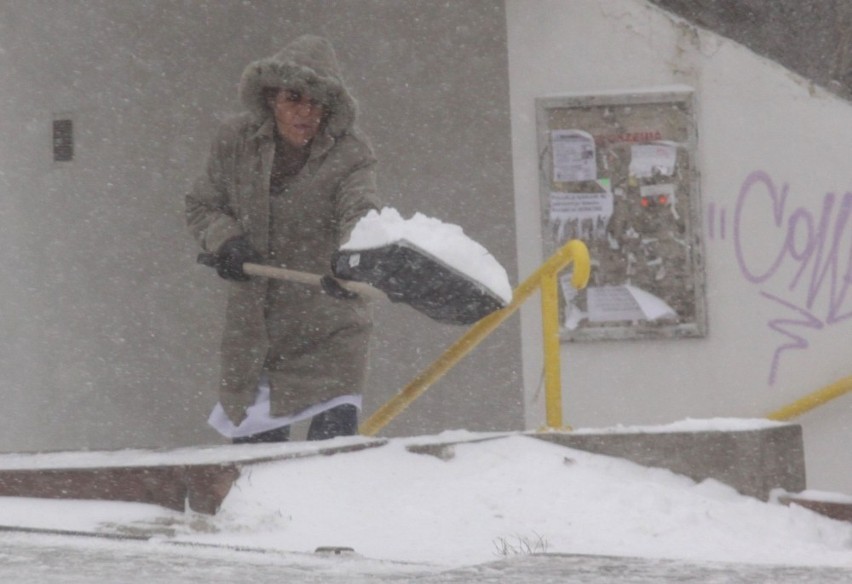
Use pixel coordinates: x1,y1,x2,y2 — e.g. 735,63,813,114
0,432,848,573
1,533,850,584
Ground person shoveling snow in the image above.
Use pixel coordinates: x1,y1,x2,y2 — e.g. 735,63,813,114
205,207,512,439
186,36,510,445
186,35,381,444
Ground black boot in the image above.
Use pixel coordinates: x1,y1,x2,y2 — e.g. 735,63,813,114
306,404,358,441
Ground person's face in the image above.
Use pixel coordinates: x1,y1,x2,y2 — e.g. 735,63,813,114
271,89,324,148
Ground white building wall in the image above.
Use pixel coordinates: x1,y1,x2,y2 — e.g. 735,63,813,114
507,0,852,493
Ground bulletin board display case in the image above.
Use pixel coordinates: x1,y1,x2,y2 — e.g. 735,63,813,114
536,87,707,341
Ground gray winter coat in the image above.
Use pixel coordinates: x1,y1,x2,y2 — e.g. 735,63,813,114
186,36,379,425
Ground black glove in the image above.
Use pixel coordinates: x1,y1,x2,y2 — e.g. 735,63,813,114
320,275,359,300
215,237,262,281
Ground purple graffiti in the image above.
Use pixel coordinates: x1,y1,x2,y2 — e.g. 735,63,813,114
759,292,823,385
732,170,852,384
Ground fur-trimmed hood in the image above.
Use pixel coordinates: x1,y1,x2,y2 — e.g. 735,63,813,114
238,35,357,137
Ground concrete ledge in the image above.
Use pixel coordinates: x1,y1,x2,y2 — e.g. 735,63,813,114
0,438,386,514
532,423,806,501
777,493,852,523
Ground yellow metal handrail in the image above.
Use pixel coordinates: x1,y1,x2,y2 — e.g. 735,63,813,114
767,375,852,421
359,239,591,437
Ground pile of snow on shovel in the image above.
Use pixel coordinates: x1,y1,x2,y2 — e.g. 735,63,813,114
342,207,513,304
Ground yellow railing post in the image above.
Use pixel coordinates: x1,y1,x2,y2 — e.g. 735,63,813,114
540,270,564,429
359,239,590,437
539,239,590,431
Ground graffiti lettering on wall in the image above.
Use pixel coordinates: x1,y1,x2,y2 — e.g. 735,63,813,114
709,170,852,384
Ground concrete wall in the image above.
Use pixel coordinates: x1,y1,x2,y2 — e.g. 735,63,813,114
0,0,522,450
507,0,852,493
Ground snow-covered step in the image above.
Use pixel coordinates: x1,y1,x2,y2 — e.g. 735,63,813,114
405,422,808,502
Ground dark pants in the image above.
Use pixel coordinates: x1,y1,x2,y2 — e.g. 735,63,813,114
232,404,358,444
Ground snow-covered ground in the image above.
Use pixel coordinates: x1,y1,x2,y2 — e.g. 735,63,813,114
0,431,848,574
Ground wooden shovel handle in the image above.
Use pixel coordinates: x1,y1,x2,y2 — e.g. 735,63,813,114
242,262,385,301
196,253,383,300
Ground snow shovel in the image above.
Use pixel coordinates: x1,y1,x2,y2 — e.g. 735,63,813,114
197,243,507,325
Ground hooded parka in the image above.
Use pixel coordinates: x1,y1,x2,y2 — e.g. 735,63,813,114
186,36,379,425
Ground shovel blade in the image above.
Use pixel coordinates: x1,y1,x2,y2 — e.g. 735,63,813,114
333,243,506,326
